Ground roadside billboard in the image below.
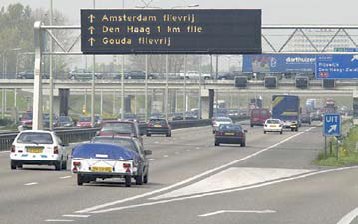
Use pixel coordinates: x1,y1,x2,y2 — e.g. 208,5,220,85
242,54,316,73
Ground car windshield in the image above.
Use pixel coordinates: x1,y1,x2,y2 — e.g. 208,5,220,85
79,117,91,122
102,123,134,134
92,137,138,153
266,119,281,124
59,116,71,122
22,112,33,120
17,132,53,144
149,119,167,125
217,117,232,122
219,124,242,131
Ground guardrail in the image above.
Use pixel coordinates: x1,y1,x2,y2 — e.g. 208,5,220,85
0,119,217,152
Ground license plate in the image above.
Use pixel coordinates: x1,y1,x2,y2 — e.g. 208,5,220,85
27,147,43,153
224,133,235,136
154,125,162,127
269,125,276,127
91,166,112,172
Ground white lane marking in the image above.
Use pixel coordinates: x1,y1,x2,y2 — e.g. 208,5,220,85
24,182,38,186
0,150,9,154
172,126,209,132
163,155,169,158
148,158,155,161
59,176,72,179
154,141,159,144
63,214,90,218
337,207,358,224
186,149,191,152
175,152,180,154
75,129,311,214
45,219,73,222
198,209,276,217
91,165,358,214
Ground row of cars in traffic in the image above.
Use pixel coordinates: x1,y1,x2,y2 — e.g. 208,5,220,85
11,117,173,187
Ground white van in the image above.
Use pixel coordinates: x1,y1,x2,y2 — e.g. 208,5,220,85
10,130,68,170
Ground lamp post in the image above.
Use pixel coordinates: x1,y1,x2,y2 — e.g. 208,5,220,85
91,0,96,126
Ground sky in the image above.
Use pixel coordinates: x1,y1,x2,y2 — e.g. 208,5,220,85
1,0,358,25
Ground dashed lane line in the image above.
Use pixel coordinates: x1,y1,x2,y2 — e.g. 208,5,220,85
24,182,38,186
45,219,73,222
198,209,277,217
59,176,72,179
63,214,90,218
163,155,169,158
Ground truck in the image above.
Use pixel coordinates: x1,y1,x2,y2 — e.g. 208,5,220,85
272,95,300,131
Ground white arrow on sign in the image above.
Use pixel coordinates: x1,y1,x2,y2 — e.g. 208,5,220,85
88,14,96,23
328,124,337,133
88,26,95,35
88,37,96,46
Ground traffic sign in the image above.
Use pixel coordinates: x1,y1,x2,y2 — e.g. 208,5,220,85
323,113,341,137
316,54,358,79
80,9,262,54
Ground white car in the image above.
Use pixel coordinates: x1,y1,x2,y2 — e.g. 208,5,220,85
212,117,233,133
10,130,68,170
263,119,283,134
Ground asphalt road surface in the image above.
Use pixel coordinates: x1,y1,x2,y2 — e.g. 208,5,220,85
1,123,358,224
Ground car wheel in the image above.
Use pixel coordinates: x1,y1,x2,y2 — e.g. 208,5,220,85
62,161,67,170
214,141,219,146
55,161,62,171
295,128,298,132
11,161,16,170
280,131,283,134
135,173,144,185
125,175,131,187
143,172,148,184
264,131,266,134
17,163,23,169
241,142,246,147
166,132,171,137
250,124,254,128
291,128,294,132
77,174,84,186
146,133,151,137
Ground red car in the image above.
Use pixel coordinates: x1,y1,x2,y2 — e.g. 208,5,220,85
250,108,271,127
76,116,93,128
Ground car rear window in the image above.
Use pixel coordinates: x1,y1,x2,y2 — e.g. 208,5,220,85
102,123,134,134
219,124,242,131
266,119,280,124
92,137,138,153
261,110,269,116
17,132,53,144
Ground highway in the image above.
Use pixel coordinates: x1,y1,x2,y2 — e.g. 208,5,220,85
1,123,358,224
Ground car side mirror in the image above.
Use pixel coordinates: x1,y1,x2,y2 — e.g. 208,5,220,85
144,150,152,156
244,130,248,133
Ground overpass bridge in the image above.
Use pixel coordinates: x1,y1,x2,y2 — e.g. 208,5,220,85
1,79,355,97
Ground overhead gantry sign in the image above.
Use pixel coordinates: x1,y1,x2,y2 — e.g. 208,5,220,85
80,9,262,54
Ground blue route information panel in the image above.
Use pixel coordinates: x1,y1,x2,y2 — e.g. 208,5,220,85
323,113,341,137
316,55,358,79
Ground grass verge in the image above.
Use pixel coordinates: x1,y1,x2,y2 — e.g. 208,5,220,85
315,123,358,167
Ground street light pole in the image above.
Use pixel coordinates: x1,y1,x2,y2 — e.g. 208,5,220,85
165,54,169,121
49,0,54,130
91,0,96,126
145,54,148,122
183,55,187,120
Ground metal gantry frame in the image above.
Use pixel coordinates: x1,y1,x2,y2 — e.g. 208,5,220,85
31,24,358,130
